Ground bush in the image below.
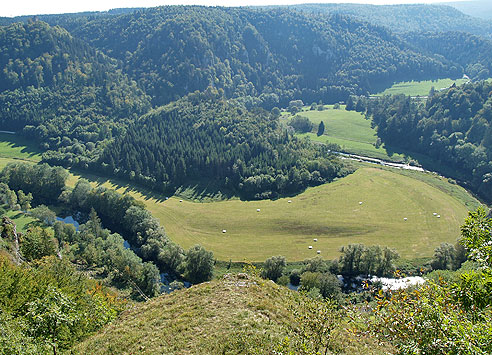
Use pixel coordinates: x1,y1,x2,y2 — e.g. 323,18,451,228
261,255,286,282
288,115,314,133
183,245,214,284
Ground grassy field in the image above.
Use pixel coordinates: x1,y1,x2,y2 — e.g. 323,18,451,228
65,164,480,261
148,167,474,261
0,132,482,262
0,133,42,169
284,106,407,161
3,210,38,232
376,78,469,96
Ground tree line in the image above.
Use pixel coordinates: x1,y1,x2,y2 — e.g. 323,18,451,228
348,81,492,203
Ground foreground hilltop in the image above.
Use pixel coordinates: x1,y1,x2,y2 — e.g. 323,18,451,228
75,273,390,354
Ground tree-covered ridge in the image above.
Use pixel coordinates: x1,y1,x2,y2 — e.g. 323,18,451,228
363,81,492,202
100,91,346,199
46,6,459,107
0,20,151,167
284,3,492,38
402,31,492,80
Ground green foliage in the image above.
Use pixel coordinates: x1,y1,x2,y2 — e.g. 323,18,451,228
0,20,151,168
431,242,457,271
183,245,214,284
316,121,325,136
338,244,399,278
371,280,492,354
261,255,286,282
0,255,126,353
288,115,314,133
30,205,56,226
288,3,492,38
0,163,68,204
460,207,492,269
25,285,79,352
20,227,57,262
367,81,492,203
100,95,344,199
287,294,342,354
299,272,342,301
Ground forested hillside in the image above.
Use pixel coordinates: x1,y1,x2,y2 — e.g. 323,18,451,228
1,6,491,200
0,20,150,168
51,6,459,107
360,81,492,202
99,90,345,199
285,3,492,38
403,31,492,80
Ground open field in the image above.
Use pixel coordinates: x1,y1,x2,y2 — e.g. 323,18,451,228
376,78,469,96
284,106,407,161
147,167,473,261
0,133,482,262
3,210,38,232
67,166,479,262
0,133,42,169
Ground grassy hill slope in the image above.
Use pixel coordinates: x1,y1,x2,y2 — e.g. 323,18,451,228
289,105,406,161
147,167,474,261
0,134,480,262
74,273,390,354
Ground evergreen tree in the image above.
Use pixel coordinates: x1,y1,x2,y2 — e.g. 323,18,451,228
317,121,325,136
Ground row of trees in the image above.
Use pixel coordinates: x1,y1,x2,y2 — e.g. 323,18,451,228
0,162,215,290
261,243,400,301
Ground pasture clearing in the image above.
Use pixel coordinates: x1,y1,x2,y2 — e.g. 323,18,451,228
285,106,407,161
376,78,469,96
0,133,481,262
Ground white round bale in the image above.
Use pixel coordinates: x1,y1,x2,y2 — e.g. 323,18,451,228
359,201,363,205
308,246,313,249
404,218,408,221
222,229,227,233
314,238,318,242
317,250,321,254
256,208,261,212
288,200,292,203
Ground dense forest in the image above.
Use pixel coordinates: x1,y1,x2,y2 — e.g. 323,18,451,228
284,3,492,38
44,6,462,107
403,31,492,80
0,5,492,200
0,20,150,169
353,81,492,202
99,90,345,199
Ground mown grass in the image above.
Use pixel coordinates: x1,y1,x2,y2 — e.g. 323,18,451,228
0,132,481,262
143,168,475,261
0,133,42,162
284,106,408,161
376,78,469,96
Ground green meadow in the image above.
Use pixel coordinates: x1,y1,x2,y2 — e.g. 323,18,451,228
0,133,42,169
0,129,482,262
376,78,469,96
143,167,475,261
286,106,407,161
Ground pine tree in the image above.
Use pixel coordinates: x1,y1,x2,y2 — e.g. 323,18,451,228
317,121,325,137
